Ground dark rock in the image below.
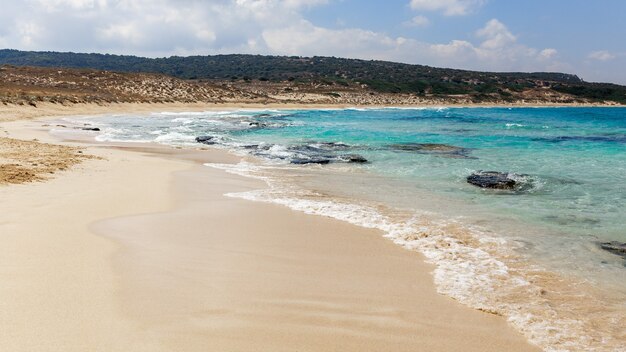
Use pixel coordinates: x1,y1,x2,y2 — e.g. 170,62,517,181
389,143,475,159
288,144,324,153
339,154,368,163
249,122,267,128
389,143,460,152
315,142,352,150
533,135,626,143
81,127,100,131
195,136,216,144
290,158,331,165
599,241,626,258
467,171,517,189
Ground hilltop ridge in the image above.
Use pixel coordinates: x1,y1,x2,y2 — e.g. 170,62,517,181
1,49,625,106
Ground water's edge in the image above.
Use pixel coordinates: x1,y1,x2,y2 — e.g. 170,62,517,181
69,107,626,352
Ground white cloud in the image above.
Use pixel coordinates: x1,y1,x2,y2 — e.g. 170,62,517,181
539,48,558,60
262,18,565,74
16,21,43,48
409,0,485,16
0,2,576,78
34,0,108,11
263,20,398,58
588,50,616,61
476,19,516,50
406,15,431,27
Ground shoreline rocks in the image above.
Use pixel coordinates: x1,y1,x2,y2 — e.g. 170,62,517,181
467,171,517,189
291,158,331,165
195,136,216,144
340,154,368,163
599,241,626,258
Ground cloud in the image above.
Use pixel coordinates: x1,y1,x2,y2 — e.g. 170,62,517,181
409,0,485,16
406,15,431,27
263,20,400,58
588,50,616,61
263,18,565,74
476,19,515,50
0,2,567,76
539,48,558,60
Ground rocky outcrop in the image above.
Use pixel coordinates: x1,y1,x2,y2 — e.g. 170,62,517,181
195,136,216,144
599,241,626,258
290,158,331,165
338,154,368,163
467,171,517,189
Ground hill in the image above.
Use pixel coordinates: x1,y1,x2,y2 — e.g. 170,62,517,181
1,49,625,105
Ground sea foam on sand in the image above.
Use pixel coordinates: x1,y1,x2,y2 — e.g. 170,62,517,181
209,161,626,352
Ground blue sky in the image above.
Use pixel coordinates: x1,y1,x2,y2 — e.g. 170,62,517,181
0,0,624,84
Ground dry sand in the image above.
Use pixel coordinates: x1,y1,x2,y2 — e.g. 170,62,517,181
0,106,540,351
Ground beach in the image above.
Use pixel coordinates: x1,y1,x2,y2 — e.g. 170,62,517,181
0,105,542,351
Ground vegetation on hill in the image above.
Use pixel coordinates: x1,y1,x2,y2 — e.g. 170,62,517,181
0,49,625,104
0,65,263,106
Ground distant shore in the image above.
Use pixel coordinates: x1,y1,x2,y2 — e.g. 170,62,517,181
1,100,622,123
0,104,541,351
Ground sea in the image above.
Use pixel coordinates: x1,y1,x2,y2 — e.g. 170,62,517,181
71,107,625,351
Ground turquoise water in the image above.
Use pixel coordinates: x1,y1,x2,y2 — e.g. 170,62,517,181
94,107,626,242
83,107,626,351
240,107,626,242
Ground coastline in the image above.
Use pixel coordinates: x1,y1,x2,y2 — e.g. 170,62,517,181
1,100,623,123
0,105,541,350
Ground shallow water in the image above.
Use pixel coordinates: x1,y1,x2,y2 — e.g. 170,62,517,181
81,107,626,351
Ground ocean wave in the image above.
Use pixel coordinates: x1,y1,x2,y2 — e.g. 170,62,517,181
208,161,625,352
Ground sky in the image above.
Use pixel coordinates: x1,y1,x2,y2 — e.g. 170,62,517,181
0,0,624,84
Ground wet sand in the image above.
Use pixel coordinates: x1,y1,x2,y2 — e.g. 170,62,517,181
0,112,540,351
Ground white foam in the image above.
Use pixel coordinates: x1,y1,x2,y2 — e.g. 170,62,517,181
154,132,197,143
207,161,624,352
171,117,194,124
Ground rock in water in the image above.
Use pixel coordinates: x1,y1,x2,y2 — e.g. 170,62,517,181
290,158,331,165
195,136,216,145
599,241,626,258
388,143,475,159
315,142,352,151
80,127,101,131
389,143,460,152
339,154,368,163
467,171,517,189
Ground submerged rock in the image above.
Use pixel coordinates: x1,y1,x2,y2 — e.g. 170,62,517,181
290,158,331,165
388,143,475,159
195,136,216,144
338,154,368,163
314,142,352,151
467,171,517,189
599,241,626,258
288,144,326,154
533,135,626,143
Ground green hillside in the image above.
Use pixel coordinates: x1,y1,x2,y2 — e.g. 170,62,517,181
1,49,625,103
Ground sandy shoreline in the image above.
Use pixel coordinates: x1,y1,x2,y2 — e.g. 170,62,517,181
0,105,540,351
1,100,623,123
